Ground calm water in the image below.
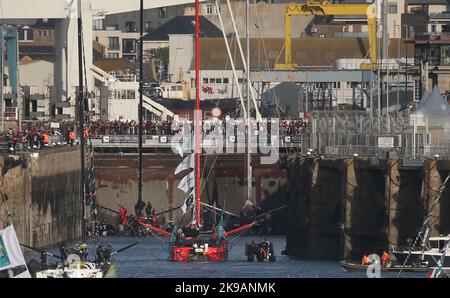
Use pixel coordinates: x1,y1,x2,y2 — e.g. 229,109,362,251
27,236,425,278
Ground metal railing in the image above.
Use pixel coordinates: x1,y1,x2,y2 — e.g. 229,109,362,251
324,145,450,159
90,133,302,150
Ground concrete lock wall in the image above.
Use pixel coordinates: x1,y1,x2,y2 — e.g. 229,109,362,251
94,154,287,226
285,156,450,261
0,147,82,249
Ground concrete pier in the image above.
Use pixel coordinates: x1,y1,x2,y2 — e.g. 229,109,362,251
0,147,82,249
284,155,450,261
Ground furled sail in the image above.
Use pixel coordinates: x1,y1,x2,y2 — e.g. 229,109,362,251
0,225,31,278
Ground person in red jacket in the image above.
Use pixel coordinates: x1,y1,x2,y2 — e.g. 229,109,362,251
381,251,390,266
119,207,129,225
361,255,370,265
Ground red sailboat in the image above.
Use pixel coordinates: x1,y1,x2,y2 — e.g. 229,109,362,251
134,0,259,262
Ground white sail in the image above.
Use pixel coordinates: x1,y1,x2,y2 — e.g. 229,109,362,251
0,225,31,278
178,171,195,193
174,134,193,157
175,153,195,175
181,189,195,214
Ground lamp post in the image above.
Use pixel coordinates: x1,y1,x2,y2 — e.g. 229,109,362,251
396,24,400,117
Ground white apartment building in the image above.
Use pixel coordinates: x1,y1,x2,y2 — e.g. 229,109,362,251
93,29,140,59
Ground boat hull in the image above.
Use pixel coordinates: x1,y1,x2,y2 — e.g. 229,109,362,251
170,240,228,262
339,261,429,272
392,251,450,267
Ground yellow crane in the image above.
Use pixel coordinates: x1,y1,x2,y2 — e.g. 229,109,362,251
275,0,378,71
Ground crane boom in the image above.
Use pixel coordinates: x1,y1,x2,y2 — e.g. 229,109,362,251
275,0,378,71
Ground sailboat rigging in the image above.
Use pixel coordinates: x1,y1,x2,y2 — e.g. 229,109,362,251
20,0,140,278
394,171,450,277
135,0,243,262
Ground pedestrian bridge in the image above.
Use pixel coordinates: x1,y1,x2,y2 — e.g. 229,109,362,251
90,134,302,153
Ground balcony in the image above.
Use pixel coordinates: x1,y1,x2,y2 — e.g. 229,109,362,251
55,114,70,120
30,111,45,118
30,94,44,100
55,102,70,108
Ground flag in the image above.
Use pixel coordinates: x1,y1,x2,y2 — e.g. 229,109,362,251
174,134,192,157
178,171,195,193
0,225,31,278
174,153,194,175
181,189,195,214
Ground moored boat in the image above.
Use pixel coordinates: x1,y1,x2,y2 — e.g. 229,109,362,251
339,260,429,273
391,235,450,268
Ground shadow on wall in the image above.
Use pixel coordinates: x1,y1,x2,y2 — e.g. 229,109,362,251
346,168,387,260
393,169,423,245
438,170,450,235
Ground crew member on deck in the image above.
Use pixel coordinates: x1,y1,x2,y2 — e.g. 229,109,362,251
135,200,146,217
361,255,370,265
145,202,153,219
381,251,389,266
182,224,200,239
119,207,129,225
151,208,157,224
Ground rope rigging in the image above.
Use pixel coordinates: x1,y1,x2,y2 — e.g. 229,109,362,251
397,171,450,277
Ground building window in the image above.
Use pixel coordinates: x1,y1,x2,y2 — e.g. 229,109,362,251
238,78,244,84
108,37,120,50
223,78,229,84
158,7,167,18
215,78,222,83
125,21,136,32
203,78,208,84
107,52,119,59
93,19,104,30
123,39,136,54
19,28,33,41
145,22,152,33
127,90,136,99
332,82,341,89
388,4,397,14
431,24,437,33
441,45,450,65
206,5,214,15
210,78,216,83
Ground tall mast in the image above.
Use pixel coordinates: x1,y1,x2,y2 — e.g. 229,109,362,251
77,0,86,241
195,0,201,226
138,0,144,207
246,0,252,201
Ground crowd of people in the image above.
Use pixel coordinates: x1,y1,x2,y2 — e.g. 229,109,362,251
280,119,310,136
0,122,78,154
88,120,172,137
0,118,310,154
87,119,310,138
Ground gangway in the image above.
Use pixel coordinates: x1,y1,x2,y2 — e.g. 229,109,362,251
91,65,174,120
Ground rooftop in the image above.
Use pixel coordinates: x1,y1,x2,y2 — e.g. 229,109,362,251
191,37,413,70
143,16,222,41
405,0,448,4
